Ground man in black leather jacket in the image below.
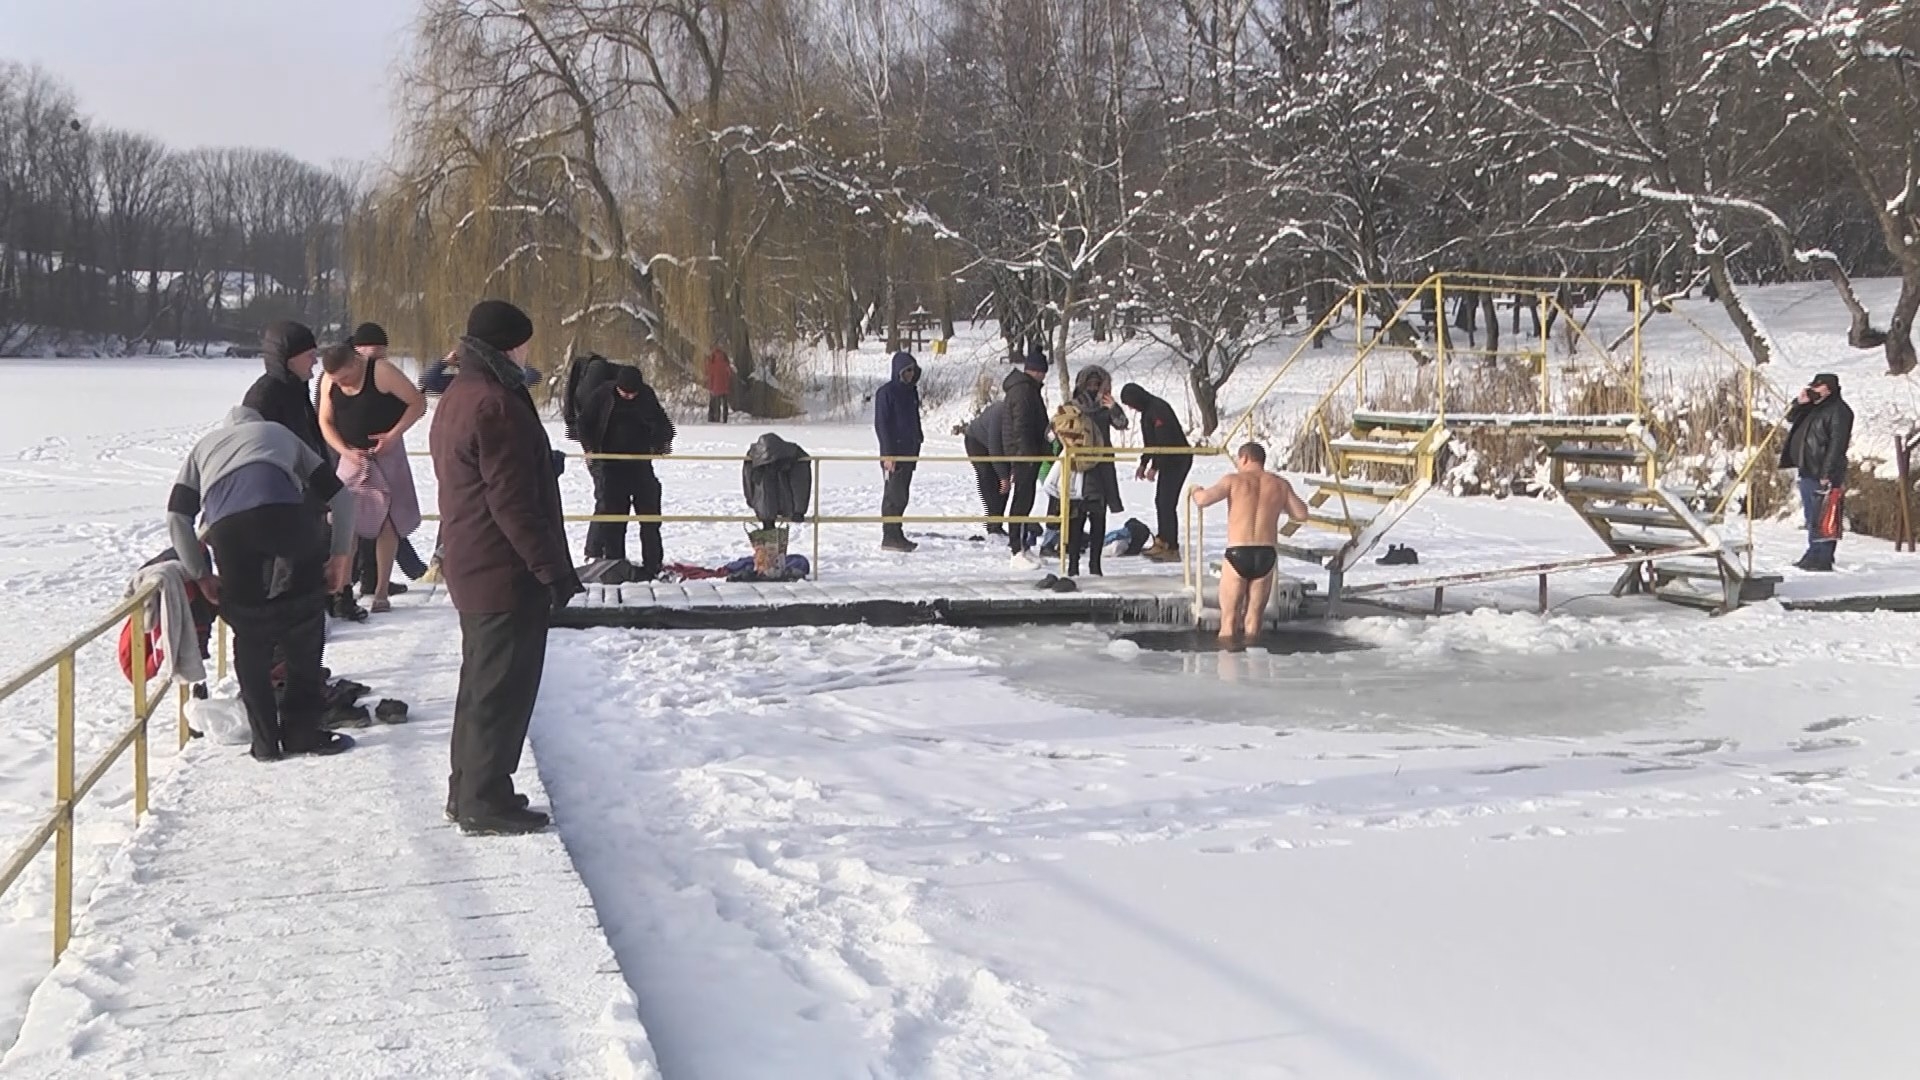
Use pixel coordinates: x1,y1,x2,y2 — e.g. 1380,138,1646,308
1780,372,1853,571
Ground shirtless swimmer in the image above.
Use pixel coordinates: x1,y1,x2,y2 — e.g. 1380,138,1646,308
1190,443,1308,642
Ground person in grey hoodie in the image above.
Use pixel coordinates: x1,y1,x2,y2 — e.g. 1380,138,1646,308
167,406,358,761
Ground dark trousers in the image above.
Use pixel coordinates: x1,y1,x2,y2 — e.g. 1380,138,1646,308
1152,455,1192,548
1007,462,1040,552
1799,475,1838,564
588,463,663,572
882,461,916,539
1068,499,1107,576
965,435,1008,534
708,393,730,423
450,585,551,817
207,504,329,757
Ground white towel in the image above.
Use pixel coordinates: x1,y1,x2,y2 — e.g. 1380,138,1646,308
1042,464,1083,502
127,560,208,687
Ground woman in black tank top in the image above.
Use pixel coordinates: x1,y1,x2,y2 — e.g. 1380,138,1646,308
319,342,427,611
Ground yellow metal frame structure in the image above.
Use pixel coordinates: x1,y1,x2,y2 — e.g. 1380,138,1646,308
0,586,191,967
1186,271,1778,614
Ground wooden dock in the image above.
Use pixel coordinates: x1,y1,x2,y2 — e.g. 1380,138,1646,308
554,575,1202,630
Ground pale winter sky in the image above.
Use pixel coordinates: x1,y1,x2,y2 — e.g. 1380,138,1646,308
1,0,413,166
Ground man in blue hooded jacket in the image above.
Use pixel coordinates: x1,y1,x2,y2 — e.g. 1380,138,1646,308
874,350,924,552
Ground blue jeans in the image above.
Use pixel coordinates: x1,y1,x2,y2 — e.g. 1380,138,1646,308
1798,475,1837,563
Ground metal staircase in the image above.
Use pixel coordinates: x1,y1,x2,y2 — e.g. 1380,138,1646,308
1544,424,1779,610
1278,411,1450,593
1269,409,1778,613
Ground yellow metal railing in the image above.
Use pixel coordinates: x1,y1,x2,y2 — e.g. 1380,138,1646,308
0,586,191,966
412,446,1224,580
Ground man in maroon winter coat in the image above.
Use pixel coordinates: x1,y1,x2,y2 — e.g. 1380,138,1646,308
430,300,582,835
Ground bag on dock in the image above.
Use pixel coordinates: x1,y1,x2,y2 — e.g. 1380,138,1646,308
749,526,791,575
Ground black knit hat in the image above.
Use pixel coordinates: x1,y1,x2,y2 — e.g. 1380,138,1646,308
261,320,317,365
465,300,534,353
350,322,389,348
1023,347,1050,375
1811,372,1841,393
614,365,645,393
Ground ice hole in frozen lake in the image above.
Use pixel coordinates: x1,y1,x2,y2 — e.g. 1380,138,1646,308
977,623,1681,738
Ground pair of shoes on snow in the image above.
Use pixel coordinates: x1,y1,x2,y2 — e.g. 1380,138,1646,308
1010,550,1042,570
322,702,372,729
326,679,371,708
1143,540,1182,563
881,535,919,553
253,731,356,761
1036,574,1080,594
1376,544,1419,566
323,695,408,729
358,582,408,597
1795,556,1835,572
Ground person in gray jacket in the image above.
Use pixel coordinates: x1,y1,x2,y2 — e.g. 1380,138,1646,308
167,406,358,761
963,399,1009,536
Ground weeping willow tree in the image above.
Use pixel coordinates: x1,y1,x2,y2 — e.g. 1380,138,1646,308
345,0,955,420
346,151,647,391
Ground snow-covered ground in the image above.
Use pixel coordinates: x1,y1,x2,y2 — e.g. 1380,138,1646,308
2,280,1920,1075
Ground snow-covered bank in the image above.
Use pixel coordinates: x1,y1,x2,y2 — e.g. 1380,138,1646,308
535,614,1920,1079
1,612,657,1079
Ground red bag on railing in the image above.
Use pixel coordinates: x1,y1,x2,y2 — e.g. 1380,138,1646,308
1816,486,1846,541
117,618,164,684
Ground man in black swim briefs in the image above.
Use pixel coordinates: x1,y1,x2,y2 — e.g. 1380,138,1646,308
1191,443,1308,641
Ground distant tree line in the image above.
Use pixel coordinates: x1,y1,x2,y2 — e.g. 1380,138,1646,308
0,62,355,355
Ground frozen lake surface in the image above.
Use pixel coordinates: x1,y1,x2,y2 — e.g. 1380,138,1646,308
6,282,1920,1077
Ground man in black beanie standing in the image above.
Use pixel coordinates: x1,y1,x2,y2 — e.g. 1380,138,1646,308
246,320,368,622
245,320,325,455
430,299,581,835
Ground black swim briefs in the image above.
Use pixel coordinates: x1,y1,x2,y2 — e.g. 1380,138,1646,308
1223,545,1277,581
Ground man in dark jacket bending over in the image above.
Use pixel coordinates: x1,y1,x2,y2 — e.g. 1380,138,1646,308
874,350,925,552
1120,382,1192,559
430,300,582,835
167,406,357,761
580,364,676,580
1781,372,1854,572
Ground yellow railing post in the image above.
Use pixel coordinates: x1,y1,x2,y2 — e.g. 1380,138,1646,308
216,620,228,682
177,683,190,750
130,603,150,819
54,654,75,963
1434,277,1449,420
1631,280,1645,419
1354,288,1368,399
1056,447,1073,577
1537,291,1551,412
